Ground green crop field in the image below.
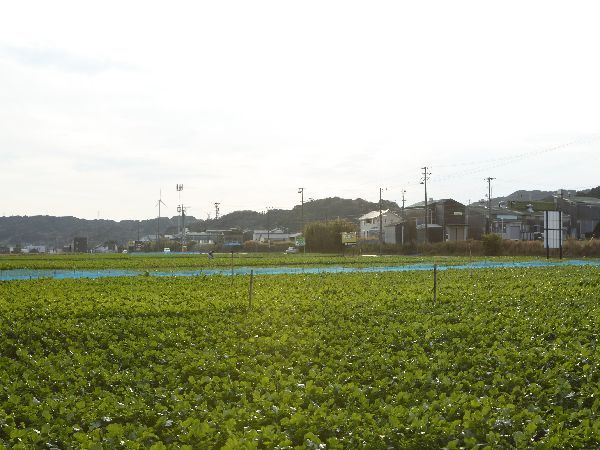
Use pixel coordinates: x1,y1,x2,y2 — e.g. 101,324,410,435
0,266,598,448
0,253,558,272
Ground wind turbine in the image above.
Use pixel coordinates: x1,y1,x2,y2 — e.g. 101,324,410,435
156,190,167,247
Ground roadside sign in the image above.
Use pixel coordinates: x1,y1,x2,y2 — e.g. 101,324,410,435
341,232,357,244
544,210,563,259
296,237,305,247
544,211,562,249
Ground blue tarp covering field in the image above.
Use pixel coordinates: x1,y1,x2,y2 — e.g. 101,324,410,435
1,259,599,281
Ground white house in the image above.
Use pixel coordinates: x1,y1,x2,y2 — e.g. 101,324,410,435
358,210,403,239
253,228,296,243
91,244,118,253
22,245,47,253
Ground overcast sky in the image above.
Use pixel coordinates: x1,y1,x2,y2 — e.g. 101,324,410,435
1,1,598,221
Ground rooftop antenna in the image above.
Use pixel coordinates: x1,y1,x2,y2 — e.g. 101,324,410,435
156,190,167,246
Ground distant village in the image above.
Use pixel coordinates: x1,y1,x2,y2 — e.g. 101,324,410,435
2,190,599,254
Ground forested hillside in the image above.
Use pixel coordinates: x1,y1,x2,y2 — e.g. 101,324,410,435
0,197,398,246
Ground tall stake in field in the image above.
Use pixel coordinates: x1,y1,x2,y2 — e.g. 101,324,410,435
231,251,234,285
433,264,437,304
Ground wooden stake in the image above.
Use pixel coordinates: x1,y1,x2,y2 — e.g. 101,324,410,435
433,264,437,304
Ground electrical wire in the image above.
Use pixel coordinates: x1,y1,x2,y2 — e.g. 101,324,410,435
429,135,600,183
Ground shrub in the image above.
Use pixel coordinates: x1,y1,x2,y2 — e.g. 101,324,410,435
481,234,503,256
501,240,544,256
563,238,600,257
305,220,357,253
242,240,290,253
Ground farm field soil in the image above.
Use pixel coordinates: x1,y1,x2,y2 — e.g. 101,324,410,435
0,267,598,448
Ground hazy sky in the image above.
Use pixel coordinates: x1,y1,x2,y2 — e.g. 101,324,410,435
1,1,599,221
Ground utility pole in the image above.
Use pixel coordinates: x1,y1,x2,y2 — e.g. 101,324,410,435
401,189,406,219
298,188,305,254
421,167,431,243
177,204,188,249
466,199,470,240
485,177,495,234
214,202,220,220
298,188,304,233
176,184,188,250
379,187,385,252
176,184,183,236
156,190,167,250
266,207,273,248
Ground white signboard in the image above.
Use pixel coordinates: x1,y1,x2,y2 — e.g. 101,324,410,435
341,232,358,244
544,211,562,249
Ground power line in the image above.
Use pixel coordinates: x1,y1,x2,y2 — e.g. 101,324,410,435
433,134,600,169
430,135,600,183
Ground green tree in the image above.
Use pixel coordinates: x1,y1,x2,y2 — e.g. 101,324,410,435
482,233,503,256
576,185,600,198
305,219,357,253
593,221,600,237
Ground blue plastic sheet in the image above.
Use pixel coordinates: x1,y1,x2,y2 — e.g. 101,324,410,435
1,259,599,281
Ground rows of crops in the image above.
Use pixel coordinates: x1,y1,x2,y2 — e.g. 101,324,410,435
0,253,555,271
1,266,598,448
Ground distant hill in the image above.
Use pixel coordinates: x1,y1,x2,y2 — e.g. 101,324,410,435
501,190,556,202
189,197,399,233
495,187,598,203
0,215,192,248
0,197,398,247
576,185,600,198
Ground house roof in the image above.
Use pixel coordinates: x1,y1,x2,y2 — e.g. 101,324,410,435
560,196,600,205
468,205,525,216
254,228,288,234
358,210,390,220
406,201,431,208
408,198,466,208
